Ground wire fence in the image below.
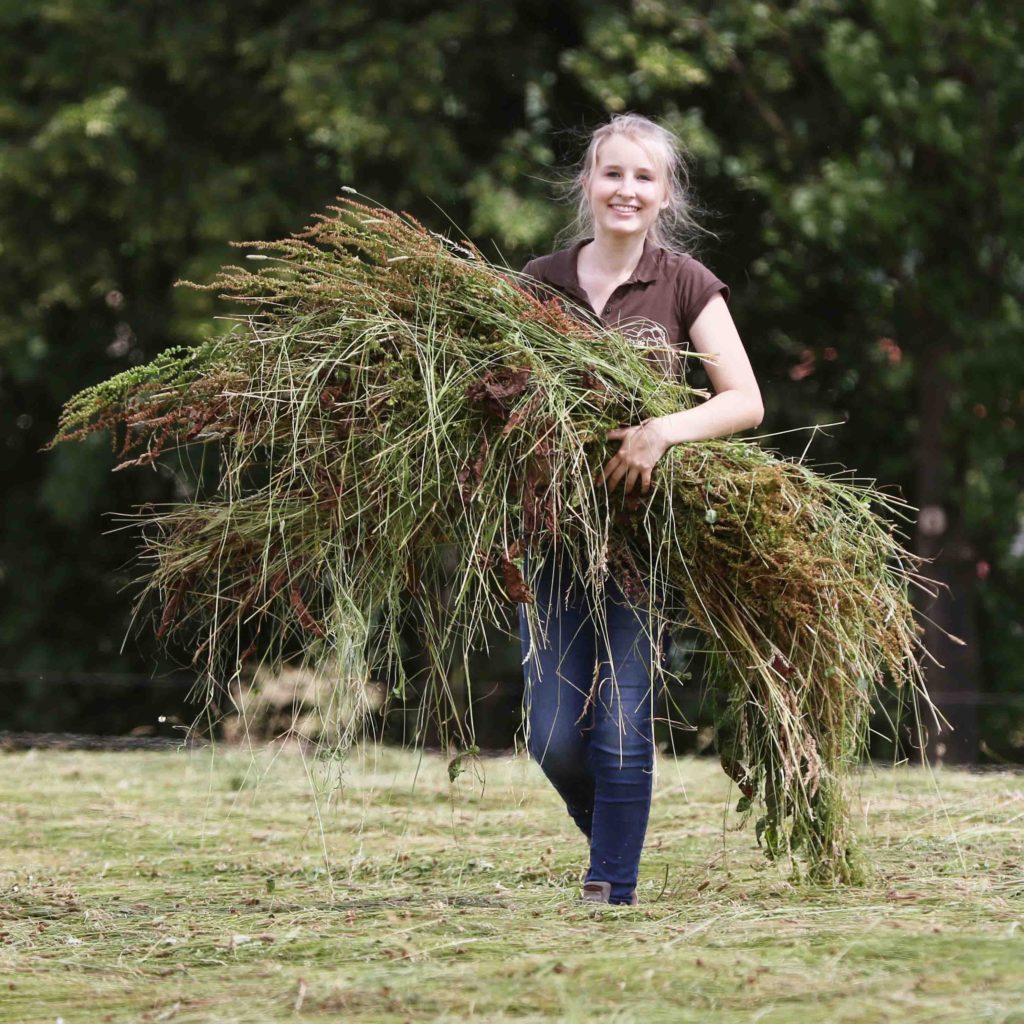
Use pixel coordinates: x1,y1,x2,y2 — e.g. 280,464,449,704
2,669,1023,756
0,669,196,690
0,731,205,751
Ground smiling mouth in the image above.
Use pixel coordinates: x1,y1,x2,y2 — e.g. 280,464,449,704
610,205,639,213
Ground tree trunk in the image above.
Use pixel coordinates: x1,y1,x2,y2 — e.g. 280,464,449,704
912,346,980,764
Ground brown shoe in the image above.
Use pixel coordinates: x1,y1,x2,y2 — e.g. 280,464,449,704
581,881,612,903
581,881,638,905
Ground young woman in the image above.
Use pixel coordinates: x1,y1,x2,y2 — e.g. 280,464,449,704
518,113,764,906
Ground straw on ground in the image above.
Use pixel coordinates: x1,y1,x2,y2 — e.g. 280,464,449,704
1,746,1021,1023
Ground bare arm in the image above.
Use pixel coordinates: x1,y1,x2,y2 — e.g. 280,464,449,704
654,294,764,443
601,294,764,494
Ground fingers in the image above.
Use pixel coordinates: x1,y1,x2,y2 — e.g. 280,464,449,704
599,456,644,496
602,456,629,493
598,424,659,497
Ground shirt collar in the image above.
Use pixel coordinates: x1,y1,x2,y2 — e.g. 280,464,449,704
545,236,661,295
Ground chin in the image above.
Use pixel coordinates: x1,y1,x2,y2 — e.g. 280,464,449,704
603,218,647,235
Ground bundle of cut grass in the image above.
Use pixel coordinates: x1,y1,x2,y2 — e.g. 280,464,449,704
49,195,941,884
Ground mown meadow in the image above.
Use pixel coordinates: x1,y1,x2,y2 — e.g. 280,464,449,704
2,745,1021,1023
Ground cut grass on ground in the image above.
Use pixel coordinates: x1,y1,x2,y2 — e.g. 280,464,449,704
2,745,1022,1023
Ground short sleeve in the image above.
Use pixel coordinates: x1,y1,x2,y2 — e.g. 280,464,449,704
679,257,730,333
517,257,546,301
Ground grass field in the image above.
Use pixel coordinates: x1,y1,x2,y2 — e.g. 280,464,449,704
1,743,1021,1023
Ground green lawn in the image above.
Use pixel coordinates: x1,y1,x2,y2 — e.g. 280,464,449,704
1,745,1021,1023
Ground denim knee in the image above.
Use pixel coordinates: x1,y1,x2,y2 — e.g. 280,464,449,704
588,723,654,771
526,711,588,779
587,672,655,770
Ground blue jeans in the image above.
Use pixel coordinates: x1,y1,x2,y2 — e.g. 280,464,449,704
518,544,663,905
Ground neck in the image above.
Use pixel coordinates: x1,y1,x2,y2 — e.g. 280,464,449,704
581,230,648,278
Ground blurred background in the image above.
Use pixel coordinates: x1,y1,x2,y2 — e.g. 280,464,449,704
1,0,1020,764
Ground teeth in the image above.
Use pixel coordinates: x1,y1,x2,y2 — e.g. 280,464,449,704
612,205,638,212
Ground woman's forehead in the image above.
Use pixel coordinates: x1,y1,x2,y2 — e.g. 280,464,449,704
594,135,662,173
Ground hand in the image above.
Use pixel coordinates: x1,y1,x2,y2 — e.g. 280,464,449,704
598,418,670,497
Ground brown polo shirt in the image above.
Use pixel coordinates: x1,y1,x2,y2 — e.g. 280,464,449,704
520,236,729,379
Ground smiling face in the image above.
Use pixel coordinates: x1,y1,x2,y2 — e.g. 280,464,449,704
583,134,669,241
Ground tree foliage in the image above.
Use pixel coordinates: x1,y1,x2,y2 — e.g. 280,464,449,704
2,0,1020,757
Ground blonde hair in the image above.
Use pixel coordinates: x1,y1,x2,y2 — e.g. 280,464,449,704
554,112,710,255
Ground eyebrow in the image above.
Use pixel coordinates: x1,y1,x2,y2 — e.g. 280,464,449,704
600,163,657,174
